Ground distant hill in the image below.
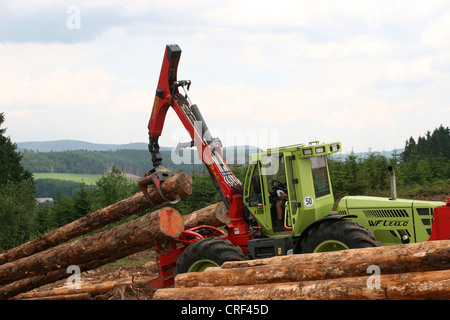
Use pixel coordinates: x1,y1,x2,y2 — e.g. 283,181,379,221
330,148,404,160
17,139,403,159
19,141,262,177
16,140,158,152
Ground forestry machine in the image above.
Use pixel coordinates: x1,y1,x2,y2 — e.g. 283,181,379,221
139,44,450,288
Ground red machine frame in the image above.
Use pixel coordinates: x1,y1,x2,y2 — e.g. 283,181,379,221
141,45,254,288
429,197,450,241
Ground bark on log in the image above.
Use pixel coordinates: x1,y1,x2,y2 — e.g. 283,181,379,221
0,207,184,286
154,281,301,300
297,269,450,300
221,239,450,270
182,202,230,229
175,240,450,288
154,269,450,300
11,276,155,300
22,293,93,300
0,173,192,265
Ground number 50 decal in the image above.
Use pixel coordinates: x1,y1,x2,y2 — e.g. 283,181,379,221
304,196,314,207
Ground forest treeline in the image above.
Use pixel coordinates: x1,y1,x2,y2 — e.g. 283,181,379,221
21,146,258,177
329,125,449,198
22,149,158,176
0,110,448,251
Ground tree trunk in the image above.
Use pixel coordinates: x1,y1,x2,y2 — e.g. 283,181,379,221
183,202,230,229
175,240,450,288
0,207,184,287
154,269,450,300
22,293,93,300
154,281,302,300
0,173,192,266
11,276,155,300
222,239,450,270
297,269,450,300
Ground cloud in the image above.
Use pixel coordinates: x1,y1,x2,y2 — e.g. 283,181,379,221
374,57,442,88
300,35,396,60
0,1,140,43
0,0,217,44
0,65,117,110
192,82,358,125
1,0,449,153
204,0,308,30
421,10,450,48
108,89,155,115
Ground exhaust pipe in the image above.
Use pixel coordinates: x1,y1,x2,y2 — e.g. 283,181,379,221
388,166,397,200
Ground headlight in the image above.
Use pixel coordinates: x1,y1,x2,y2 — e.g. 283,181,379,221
303,148,312,155
330,143,340,152
315,147,325,153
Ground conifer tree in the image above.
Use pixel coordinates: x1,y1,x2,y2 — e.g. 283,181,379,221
0,113,36,250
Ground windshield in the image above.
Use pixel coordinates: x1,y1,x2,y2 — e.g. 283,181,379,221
310,156,330,198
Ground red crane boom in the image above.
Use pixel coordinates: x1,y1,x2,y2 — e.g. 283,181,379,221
139,44,253,250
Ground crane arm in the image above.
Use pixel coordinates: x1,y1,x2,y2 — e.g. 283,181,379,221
141,44,243,209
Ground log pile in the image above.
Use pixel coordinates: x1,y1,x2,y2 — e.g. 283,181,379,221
11,276,157,300
3,201,232,300
153,239,450,300
0,173,193,300
0,172,193,265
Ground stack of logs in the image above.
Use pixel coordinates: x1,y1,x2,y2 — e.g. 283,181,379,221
0,172,229,300
154,239,450,300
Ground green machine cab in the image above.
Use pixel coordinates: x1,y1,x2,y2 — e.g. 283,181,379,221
242,141,445,259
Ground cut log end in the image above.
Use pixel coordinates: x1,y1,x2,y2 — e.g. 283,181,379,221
183,202,231,229
157,207,184,238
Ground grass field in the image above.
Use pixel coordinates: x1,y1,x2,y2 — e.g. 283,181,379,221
33,173,103,184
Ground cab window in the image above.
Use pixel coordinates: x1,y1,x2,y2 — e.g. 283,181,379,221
310,156,330,198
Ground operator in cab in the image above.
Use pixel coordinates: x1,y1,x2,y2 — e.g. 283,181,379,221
275,190,288,232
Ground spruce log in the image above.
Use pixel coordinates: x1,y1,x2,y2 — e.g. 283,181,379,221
154,282,301,300
0,207,184,286
222,240,450,270
183,202,230,229
11,276,155,300
175,240,450,288
0,172,192,265
154,269,450,300
23,293,93,300
296,269,450,300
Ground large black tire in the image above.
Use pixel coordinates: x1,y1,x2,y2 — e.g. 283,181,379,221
174,238,246,275
299,219,381,253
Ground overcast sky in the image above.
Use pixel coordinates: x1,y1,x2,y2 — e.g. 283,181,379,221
1,0,449,153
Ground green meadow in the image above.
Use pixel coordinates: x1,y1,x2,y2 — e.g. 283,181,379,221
33,173,103,184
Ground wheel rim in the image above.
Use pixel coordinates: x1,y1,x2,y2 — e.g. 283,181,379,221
313,240,349,253
188,259,219,272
